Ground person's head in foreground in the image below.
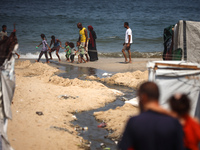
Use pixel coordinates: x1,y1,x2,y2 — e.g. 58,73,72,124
138,81,159,112
169,93,190,118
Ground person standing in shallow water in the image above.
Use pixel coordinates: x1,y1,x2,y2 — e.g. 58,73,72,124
77,22,89,62
88,25,98,61
49,35,62,61
122,22,132,63
36,34,50,63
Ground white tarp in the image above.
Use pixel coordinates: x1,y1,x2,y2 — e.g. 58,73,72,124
0,43,18,150
174,20,200,63
147,61,200,119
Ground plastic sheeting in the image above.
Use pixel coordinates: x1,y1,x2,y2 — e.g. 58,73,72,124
147,61,200,119
174,20,200,63
0,44,17,150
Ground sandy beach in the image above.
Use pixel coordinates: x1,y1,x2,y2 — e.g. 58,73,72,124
7,57,160,150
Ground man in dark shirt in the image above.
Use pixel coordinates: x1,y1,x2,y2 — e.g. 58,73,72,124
118,81,184,150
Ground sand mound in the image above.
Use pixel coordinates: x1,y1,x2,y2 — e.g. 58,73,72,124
49,76,107,89
15,61,59,78
94,103,139,140
87,70,148,89
15,60,32,68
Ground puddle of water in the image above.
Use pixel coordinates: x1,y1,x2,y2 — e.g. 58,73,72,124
49,61,136,149
50,61,112,80
72,88,136,150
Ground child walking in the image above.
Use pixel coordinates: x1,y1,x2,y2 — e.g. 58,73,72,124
36,34,50,63
68,42,76,63
77,41,87,63
61,41,71,61
49,35,62,61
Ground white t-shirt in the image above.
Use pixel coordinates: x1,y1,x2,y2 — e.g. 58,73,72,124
0,31,7,40
125,28,132,44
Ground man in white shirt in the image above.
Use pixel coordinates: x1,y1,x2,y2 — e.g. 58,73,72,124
122,22,132,63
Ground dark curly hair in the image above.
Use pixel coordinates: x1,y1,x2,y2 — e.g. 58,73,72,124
169,94,191,117
68,42,74,48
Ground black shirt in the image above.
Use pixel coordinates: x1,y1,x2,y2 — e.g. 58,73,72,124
118,110,184,150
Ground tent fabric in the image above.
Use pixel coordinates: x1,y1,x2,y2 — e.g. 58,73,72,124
174,20,200,63
0,53,16,150
0,43,17,150
1,57,16,120
0,52,16,150
147,61,200,119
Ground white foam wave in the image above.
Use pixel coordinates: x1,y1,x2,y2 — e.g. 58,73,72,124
107,36,118,39
19,52,70,59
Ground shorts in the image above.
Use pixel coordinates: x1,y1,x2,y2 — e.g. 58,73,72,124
70,55,75,62
123,43,131,51
51,46,60,52
66,54,70,58
79,54,84,58
81,42,88,54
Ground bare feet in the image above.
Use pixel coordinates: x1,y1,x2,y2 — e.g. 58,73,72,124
125,60,129,63
35,60,38,62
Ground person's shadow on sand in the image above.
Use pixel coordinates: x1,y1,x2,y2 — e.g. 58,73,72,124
118,62,133,64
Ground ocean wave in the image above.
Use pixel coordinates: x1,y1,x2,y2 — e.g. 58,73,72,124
19,51,162,59
136,37,163,42
106,36,121,39
98,51,162,58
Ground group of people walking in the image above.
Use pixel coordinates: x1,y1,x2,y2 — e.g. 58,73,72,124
36,22,98,63
1,22,133,64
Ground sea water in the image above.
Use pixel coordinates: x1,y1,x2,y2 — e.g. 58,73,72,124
0,0,200,59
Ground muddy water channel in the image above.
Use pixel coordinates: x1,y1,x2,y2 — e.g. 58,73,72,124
55,63,136,150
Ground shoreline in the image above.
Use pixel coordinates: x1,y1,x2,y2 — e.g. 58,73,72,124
18,57,162,73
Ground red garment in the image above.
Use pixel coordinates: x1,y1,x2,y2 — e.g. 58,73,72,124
88,25,94,47
183,115,200,150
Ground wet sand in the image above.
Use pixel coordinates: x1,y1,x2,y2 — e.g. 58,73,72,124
59,57,162,73
7,57,160,150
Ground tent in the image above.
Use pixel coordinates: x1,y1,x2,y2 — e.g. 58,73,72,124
173,20,200,63
0,31,17,150
147,61,200,119
150,20,200,118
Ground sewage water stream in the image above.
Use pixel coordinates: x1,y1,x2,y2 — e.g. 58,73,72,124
72,85,136,150
52,62,136,150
